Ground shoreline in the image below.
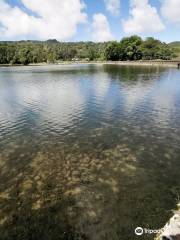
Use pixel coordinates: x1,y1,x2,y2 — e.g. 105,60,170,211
0,60,179,68
156,203,180,240
105,60,180,68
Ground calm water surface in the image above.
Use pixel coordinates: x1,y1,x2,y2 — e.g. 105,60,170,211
0,64,180,240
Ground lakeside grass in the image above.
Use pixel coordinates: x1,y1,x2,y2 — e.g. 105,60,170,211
0,60,180,68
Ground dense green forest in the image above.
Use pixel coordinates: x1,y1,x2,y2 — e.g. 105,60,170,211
169,41,180,59
0,36,176,65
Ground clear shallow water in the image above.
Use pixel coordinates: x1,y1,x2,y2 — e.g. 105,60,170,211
0,64,180,240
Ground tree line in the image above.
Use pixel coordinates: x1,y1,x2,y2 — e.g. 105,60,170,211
104,36,174,61
0,36,175,65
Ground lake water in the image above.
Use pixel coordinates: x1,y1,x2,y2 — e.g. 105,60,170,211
0,64,180,240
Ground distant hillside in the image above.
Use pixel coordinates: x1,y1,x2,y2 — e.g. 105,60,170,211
0,37,175,64
169,41,180,47
169,42,180,59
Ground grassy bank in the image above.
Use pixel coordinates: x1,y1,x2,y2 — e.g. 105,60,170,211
0,60,179,68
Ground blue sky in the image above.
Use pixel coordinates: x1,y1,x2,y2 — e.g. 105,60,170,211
0,0,179,43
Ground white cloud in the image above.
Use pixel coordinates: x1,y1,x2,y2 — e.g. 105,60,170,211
0,0,87,40
123,0,165,34
161,0,180,23
104,0,120,16
92,13,113,42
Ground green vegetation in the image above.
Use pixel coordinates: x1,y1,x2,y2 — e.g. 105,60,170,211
169,41,180,48
105,36,173,61
169,41,180,59
0,36,175,65
0,41,108,65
